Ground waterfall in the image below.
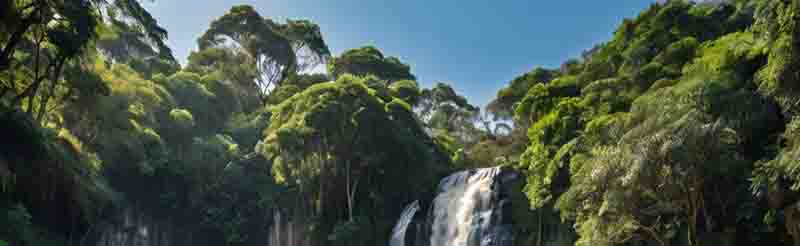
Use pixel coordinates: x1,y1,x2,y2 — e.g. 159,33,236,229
268,210,309,246
390,200,421,246
94,205,188,246
391,166,517,246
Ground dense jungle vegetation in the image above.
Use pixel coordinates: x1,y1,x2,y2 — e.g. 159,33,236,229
1,0,800,245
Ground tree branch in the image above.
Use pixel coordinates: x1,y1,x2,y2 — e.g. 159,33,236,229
0,7,41,72
37,56,67,122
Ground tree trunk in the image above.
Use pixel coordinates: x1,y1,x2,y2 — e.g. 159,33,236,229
345,163,361,223
537,209,543,246
0,14,37,72
686,177,704,246
22,27,50,116
25,79,41,113
786,204,800,246
276,211,281,246
37,57,66,123
0,84,9,99
346,160,353,221
68,212,76,246
313,154,323,217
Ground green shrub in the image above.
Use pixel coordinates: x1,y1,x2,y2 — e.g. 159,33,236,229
169,108,196,129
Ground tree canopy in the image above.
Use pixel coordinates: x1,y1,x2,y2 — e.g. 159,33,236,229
197,5,331,102
3,1,800,246
327,46,415,83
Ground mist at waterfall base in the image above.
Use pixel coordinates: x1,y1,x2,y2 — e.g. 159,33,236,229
390,166,518,246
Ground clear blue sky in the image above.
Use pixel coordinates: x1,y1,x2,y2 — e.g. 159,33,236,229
142,0,654,107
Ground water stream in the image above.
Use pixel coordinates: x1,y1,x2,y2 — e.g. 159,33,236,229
391,200,421,246
390,166,516,246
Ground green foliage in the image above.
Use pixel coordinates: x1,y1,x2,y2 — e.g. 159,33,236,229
514,77,579,123
652,37,699,69
62,62,171,178
198,5,294,64
518,98,584,209
259,74,450,243
0,0,126,126
0,203,71,245
488,67,557,120
388,79,421,105
2,2,315,246
266,73,331,105
578,77,637,118
752,0,800,116
111,0,175,60
6,0,800,246
98,0,180,77
562,110,744,246
169,108,195,129
754,116,800,191
0,106,114,246
416,83,481,145
327,46,416,82
185,47,257,91
160,71,235,132
225,108,272,150
433,130,461,156
463,138,515,168
327,216,370,246
501,1,791,245
2,204,36,244
278,19,331,70
261,75,444,186
198,5,331,102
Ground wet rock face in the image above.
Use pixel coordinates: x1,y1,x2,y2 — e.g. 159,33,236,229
392,166,520,246
92,206,304,246
485,166,519,246
92,206,220,246
94,207,175,246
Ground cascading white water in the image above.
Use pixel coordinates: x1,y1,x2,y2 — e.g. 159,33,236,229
430,167,504,246
390,200,421,246
268,210,309,246
390,166,515,246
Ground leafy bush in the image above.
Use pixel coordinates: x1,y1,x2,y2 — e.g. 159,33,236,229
169,108,196,129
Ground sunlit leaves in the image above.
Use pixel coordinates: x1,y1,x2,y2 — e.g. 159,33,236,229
328,46,415,82
197,5,331,102
488,67,557,120
388,80,421,105
259,75,449,235
169,108,195,129
502,1,786,245
416,82,480,145
751,0,800,116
